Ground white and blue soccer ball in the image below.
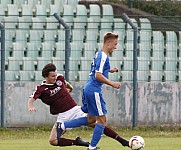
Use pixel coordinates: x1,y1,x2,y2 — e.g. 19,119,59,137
129,136,145,150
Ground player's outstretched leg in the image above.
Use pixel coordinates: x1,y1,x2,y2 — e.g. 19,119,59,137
49,124,89,147
104,126,129,147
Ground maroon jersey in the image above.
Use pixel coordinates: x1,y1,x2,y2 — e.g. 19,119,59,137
30,74,77,115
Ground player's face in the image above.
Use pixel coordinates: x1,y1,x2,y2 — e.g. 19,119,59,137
46,71,57,84
108,38,118,53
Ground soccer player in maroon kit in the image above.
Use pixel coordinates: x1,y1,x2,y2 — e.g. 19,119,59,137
28,63,129,148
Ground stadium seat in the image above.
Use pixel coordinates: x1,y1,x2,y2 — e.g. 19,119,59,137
40,42,54,58
151,57,164,71
36,57,52,71
111,43,124,59
125,43,134,58
152,31,164,46
34,4,47,22
125,30,134,43
102,4,114,22
26,42,40,58
88,4,101,22
165,43,178,59
45,17,59,29
43,29,57,44
137,71,150,82
5,29,15,58
139,18,152,31
15,29,29,46
165,57,177,71
13,0,25,8
109,57,123,71
87,18,100,33
178,71,181,81
19,4,33,27
74,5,87,29
137,57,150,71
0,4,5,22
78,71,90,81
51,57,65,72
72,30,85,43
67,0,78,11
83,43,97,58
20,57,35,81
69,57,79,72
22,57,35,71
48,4,63,17
12,42,25,58
151,43,165,59
19,71,35,81
0,0,11,5
34,70,44,81
18,17,31,29
80,57,92,71
85,30,98,44
31,17,45,37
29,30,42,48
166,31,177,44
70,42,83,59
164,71,177,82
150,70,164,82
57,29,66,42
55,42,65,59
26,0,39,8
123,57,133,71
108,72,121,81
121,71,133,82
139,43,151,58
62,5,74,28
40,0,52,8
139,30,152,45
5,71,20,81
7,57,21,71
113,18,126,44
69,70,79,81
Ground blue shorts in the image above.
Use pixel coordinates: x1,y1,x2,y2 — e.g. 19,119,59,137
81,89,107,116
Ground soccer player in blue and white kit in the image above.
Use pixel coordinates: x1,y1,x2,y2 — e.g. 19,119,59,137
58,32,127,150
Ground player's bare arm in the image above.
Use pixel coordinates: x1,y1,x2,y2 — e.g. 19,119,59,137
95,72,121,89
109,67,118,73
28,97,36,112
65,81,73,92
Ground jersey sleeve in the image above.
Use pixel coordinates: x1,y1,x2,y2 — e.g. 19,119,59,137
95,52,107,73
29,85,42,100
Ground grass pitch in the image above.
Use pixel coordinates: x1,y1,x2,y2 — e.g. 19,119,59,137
0,126,181,150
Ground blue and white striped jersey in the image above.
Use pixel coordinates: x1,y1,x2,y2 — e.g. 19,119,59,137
84,50,110,92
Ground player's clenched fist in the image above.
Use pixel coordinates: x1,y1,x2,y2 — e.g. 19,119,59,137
29,107,36,112
112,82,121,89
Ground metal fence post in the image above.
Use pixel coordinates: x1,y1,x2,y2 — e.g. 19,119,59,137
54,13,70,82
0,23,5,127
122,13,138,127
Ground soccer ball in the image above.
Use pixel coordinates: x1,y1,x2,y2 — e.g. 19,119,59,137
129,136,145,150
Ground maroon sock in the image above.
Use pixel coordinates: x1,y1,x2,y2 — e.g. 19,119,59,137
104,126,129,147
57,138,75,146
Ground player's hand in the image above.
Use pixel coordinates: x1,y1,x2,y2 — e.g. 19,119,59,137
29,107,36,112
111,82,121,89
109,67,118,73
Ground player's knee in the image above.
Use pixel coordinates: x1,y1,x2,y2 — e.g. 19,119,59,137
49,138,57,146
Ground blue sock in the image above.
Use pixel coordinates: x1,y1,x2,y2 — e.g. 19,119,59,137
64,117,88,129
90,124,105,147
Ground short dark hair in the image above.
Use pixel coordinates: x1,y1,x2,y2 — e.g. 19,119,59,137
42,63,56,78
103,32,119,44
